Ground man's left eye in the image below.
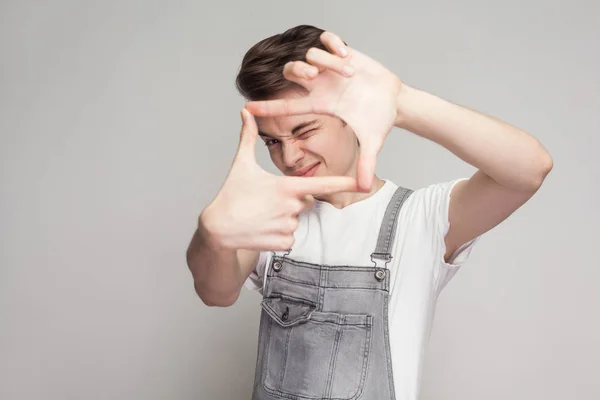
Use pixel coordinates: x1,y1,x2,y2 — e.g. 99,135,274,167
300,129,317,137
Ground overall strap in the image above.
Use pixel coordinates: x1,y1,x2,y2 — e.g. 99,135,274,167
371,186,413,268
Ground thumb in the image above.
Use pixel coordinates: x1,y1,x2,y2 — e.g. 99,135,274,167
236,108,259,160
356,144,378,192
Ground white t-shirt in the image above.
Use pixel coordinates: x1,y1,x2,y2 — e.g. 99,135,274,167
244,178,481,400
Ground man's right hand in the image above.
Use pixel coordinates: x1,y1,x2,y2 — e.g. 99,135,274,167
200,108,358,251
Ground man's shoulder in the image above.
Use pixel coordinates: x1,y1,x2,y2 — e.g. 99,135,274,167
399,178,469,199
395,177,470,219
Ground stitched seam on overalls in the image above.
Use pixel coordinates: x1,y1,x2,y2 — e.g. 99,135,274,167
380,188,411,399
256,186,413,400
262,320,373,400
270,274,388,292
278,327,292,393
350,315,373,400
325,320,342,397
260,310,273,395
383,189,412,257
268,274,319,287
318,266,326,312
334,317,373,400
273,257,387,271
268,292,318,307
325,282,390,292
253,312,266,391
383,292,396,399
307,320,370,327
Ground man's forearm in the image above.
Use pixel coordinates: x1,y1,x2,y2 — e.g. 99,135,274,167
394,84,553,192
186,212,244,307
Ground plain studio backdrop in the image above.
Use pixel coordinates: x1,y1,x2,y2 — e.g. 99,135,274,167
1,1,598,399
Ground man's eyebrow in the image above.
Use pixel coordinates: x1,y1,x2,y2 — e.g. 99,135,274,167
258,119,320,139
291,119,320,135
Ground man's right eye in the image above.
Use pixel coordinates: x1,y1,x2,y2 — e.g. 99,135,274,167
264,139,279,146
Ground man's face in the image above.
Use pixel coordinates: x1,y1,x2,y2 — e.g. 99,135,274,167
256,89,359,178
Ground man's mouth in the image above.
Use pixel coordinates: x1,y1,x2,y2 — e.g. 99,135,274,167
292,162,320,177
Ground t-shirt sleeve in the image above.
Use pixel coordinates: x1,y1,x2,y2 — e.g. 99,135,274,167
426,178,483,295
243,251,272,295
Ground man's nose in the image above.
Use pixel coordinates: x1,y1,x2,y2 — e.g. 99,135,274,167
282,141,304,168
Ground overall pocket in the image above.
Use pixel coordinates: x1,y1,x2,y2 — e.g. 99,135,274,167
260,295,372,400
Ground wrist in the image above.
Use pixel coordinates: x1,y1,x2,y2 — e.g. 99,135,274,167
198,207,229,251
394,83,419,130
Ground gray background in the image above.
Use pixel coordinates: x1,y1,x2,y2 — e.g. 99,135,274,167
1,1,598,399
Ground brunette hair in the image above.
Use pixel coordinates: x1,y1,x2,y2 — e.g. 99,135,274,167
235,24,344,101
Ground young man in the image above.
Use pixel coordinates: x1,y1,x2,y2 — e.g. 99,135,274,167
186,25,552,400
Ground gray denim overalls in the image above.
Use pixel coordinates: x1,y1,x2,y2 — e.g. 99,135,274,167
251,186,413,400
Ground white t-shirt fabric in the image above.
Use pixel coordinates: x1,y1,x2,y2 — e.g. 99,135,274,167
244,178,481,400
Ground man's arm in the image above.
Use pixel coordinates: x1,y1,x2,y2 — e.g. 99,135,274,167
394,85,553,261
242,30,552,260
186,108,359,307
186,210,259,307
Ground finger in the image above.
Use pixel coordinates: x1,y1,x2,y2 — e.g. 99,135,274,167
240,235,295,251
236,108,259,160
291,195,314,217
264,216,299,234
291,194,315,216
246,97,332,117
246,95,335,117
356,144,379,192
301,194,315,210
284,176,358,196
246,98,312,117
306,47,354,77
319,31,350,58
282,61,318,90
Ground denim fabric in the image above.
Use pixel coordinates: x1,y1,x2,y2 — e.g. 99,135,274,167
252,187,413,400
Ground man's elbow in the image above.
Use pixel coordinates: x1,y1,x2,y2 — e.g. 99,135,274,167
200,295,237,308
529,144,554,189
194,281,240,307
